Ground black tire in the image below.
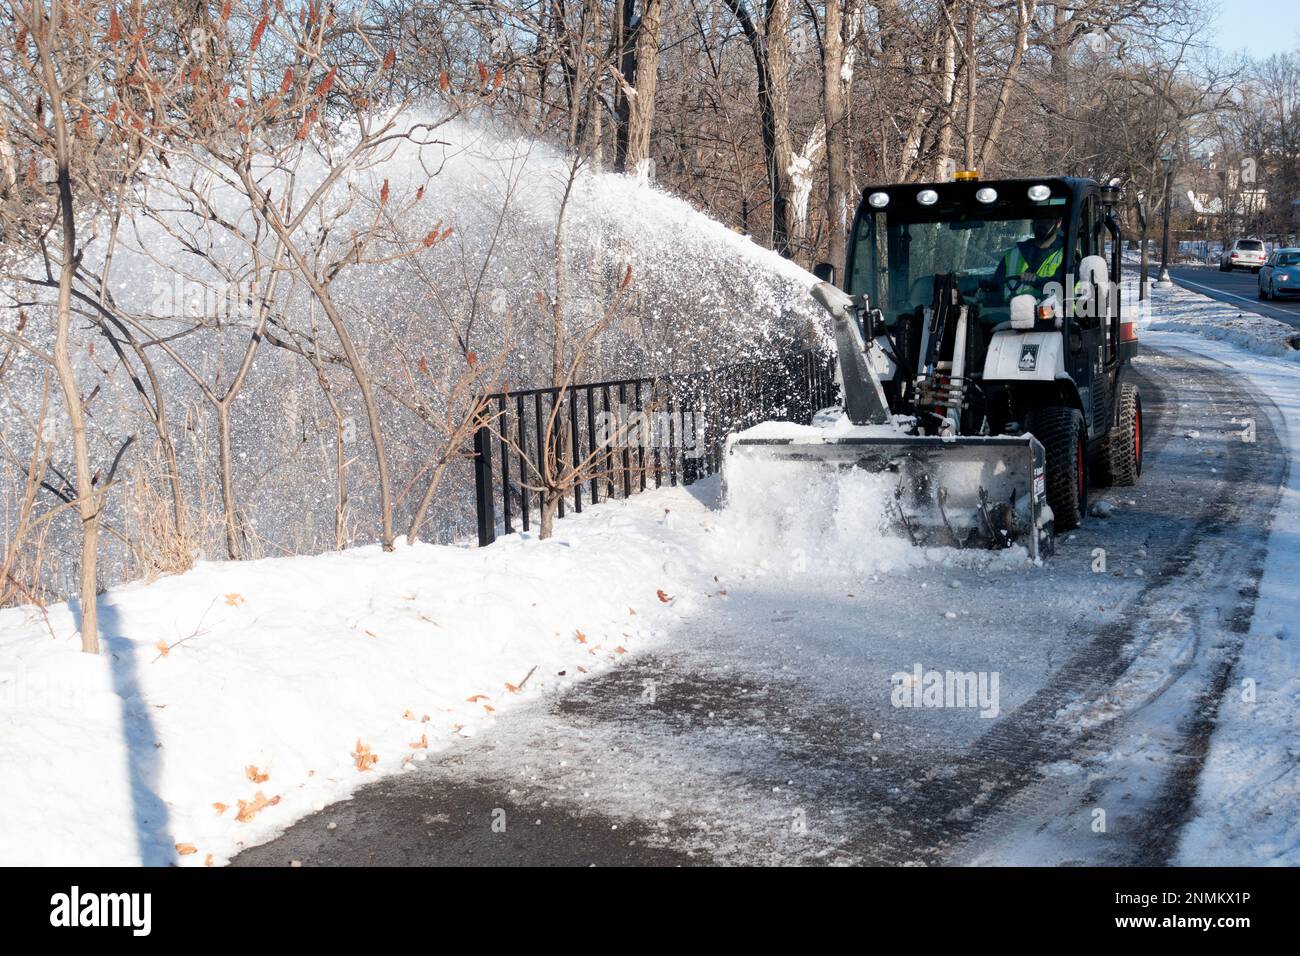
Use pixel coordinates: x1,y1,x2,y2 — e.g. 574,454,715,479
1107,383,1142,486
1026,405,1088,532
1260,282,1270,300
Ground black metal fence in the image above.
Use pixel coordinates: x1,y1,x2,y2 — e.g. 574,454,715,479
472,349,839,546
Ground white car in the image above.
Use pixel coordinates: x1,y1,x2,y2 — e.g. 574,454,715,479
1220,238,1267,272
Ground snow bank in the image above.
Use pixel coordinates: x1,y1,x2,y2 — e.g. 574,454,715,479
1142,304,1300,864
1144,281,1300,362
1144,337,1300,866
0,507,703,866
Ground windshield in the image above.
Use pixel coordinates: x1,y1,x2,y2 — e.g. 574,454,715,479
1237,240,1264,250
848,205,1071,325
1276,252,1300,266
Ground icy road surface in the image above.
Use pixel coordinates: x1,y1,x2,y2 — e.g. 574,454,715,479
235,346,1286,866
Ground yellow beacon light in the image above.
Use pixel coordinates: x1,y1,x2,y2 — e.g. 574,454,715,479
954,170,979,181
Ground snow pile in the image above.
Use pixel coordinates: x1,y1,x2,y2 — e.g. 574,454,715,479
1144,281,1300,362
0,512,702,866
720,449,916,576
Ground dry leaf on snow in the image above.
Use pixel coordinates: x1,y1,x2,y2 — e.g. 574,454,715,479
235,791,280,823
245,765,269,784
175,843,197,855
352,740,379,772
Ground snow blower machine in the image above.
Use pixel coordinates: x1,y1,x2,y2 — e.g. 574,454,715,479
724,175,1143,560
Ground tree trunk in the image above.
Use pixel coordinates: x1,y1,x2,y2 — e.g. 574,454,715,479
821,0,849,272
37,25,100,653
935,7,957,179
978,0,1035,171
624,0,664,176
216,405,242,560
724,0,795,256
962,0,977,171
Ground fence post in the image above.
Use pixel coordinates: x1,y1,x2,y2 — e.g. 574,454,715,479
474,423,497,547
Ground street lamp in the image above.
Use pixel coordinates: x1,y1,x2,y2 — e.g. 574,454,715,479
1155,149,1176,289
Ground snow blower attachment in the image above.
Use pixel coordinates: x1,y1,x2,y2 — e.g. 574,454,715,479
725,176,1144,561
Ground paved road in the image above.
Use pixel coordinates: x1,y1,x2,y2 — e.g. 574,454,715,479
234,347,1286,867
1165,264,1300,328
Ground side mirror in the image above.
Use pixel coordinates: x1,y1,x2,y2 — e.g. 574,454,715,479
812,261,836,284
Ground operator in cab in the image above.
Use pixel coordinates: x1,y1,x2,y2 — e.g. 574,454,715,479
993,216,1065,301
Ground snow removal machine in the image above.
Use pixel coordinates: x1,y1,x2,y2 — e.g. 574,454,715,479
725,175,1142,559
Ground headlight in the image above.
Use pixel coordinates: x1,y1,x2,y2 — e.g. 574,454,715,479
1279,274,1289,281
1027,184,1051,201
917,189,939,205
867,191,890,208
975,187,998,203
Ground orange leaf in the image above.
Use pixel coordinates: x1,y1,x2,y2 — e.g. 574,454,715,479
493,68,504,89
616,646,628,654
466,351,477,366
212,802,229,815
352,740,378,772
382,48,396,71
621,264,634,290
628,607,636,615
656,589,672,603
409,735,428,749
402,709,415,721
251,15,269,51
422,229,440,247
204,853,214,867
379,178,389,204
221,0,231,22
483,704,495,713
279,67,294,94
415,185,425,201
417,356,429,373
466,694,489,703
155,640,170,657
438,70,449,92
477,62,489,86
575,629,587,644
107,9,122,42
224,593,244,607
176,843,197,856
235,790,281,822
314,66,337,98
245,765,269,784
107,101,118,122
505,682,520,694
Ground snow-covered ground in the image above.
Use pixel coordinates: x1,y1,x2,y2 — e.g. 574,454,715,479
0,522,703,865
1,280,1296,867
1139,285,1300,865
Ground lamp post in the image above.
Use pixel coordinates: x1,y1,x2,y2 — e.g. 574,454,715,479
1155,149,1176,289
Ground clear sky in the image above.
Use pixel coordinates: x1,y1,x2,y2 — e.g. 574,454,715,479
1211,0,1300,58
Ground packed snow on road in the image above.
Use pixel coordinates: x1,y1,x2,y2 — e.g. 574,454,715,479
2,277,1297,866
